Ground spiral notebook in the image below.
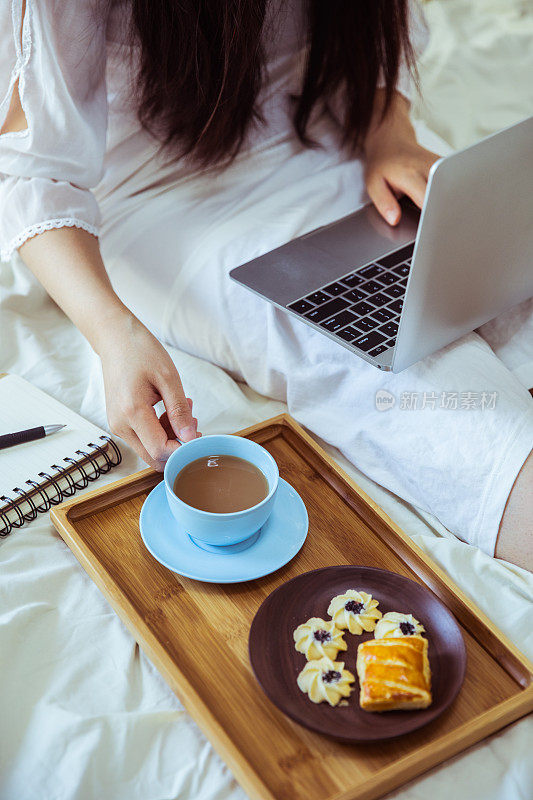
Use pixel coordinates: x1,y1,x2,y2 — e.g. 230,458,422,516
0,373,121,536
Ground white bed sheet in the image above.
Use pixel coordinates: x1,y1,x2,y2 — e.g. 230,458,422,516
1,1,532,798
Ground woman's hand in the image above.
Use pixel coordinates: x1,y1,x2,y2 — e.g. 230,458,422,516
20,227,198,471
363,89,439,226
98,312,199,470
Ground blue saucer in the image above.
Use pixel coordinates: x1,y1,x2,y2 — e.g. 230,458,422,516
139,478,308,583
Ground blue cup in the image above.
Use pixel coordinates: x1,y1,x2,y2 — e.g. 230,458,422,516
164,434,279,551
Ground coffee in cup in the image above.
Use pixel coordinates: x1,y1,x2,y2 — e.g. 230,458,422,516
173,454,269,513
164,434,279,548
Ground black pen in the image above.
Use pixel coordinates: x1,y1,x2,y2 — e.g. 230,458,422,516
0,424,66,450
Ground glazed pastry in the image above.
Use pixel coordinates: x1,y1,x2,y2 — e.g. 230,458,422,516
297,657,355,706
356,636,432,712
328,589,382,634
293,617,348,661
374,611,425,640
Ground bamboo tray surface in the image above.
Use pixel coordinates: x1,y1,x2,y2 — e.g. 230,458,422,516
51,415,533,800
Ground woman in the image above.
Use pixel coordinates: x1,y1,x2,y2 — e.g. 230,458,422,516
1,1,531,569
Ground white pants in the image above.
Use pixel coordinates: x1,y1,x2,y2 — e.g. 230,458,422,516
97,126,533,556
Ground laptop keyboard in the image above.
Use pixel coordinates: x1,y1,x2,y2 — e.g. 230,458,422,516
286,242,414,358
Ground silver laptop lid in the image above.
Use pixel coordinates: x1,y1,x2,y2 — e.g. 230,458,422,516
393,114,533,372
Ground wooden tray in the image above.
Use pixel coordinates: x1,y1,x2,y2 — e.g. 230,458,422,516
51,414,533,800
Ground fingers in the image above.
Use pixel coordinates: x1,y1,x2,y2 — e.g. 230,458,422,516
112,400,201,472
422,150,441,176
368,168,430,224
131,404,182,464
159,408,201,441
158,374,198,442
366,145,440,225
158,410,175,441
396,170,428,211
106,353,200,468
366,175,402,226
118,425,167,472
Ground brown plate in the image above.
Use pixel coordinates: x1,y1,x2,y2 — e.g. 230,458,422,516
249,565,467,742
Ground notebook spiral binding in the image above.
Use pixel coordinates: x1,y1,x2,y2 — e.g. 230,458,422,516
0,435,121,537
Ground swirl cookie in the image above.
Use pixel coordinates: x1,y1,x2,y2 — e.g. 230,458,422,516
328,589,382,635
294,617,348,661
374,611,425,639
297,657,355,706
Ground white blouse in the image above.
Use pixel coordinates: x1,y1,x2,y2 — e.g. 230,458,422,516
0,0,428,263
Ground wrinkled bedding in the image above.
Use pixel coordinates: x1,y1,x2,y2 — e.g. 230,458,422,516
1,2,532,798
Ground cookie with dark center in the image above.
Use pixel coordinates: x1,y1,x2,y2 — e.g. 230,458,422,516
345,600,365,615
399,621,416,636
322,670,341,684
313,629,331,643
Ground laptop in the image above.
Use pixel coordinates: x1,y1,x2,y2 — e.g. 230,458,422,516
230,115,533,372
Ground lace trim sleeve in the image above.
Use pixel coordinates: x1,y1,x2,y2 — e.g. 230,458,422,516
1,217,99,262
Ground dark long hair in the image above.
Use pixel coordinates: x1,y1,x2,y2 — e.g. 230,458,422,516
128,0,414,166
